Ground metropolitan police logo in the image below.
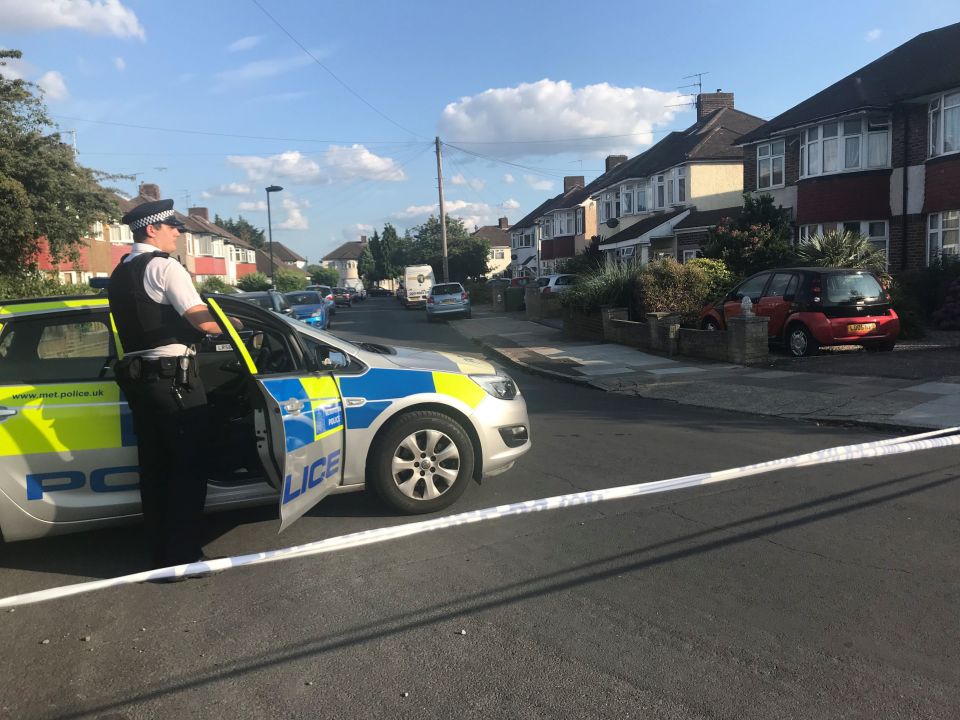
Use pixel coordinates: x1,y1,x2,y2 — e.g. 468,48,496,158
417,274,425,283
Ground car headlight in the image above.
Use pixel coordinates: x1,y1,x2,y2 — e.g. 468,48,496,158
470,373,519,400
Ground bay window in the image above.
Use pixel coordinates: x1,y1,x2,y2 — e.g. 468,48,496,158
576,208,584,235
929,211,960,262
677,166,686,203
655,175,665,208
622,185,634,215
757,140,785,189
929,91,960,157
800,115,889,178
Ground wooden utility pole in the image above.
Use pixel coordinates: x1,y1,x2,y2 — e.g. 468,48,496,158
435,136,449,282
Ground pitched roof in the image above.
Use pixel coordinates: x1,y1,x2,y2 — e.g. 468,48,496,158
472,225,511,247
255,249,307,276
737,22,960,145
270,241,306,263
510,196,562,233
595,108,765,192
673,206,743,231
597,209,687,247
114,193,252,249
322,240,367,261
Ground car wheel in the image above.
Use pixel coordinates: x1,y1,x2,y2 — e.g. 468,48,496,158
702,317,721,331
369,411,475,514
787,324,818,357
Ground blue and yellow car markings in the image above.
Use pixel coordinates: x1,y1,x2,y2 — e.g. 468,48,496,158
260,376,343,453
207,297,258,374
0,298,110,316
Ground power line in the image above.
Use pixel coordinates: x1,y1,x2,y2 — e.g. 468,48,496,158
251,0,422,140
445,127,680,145
443,142,603,179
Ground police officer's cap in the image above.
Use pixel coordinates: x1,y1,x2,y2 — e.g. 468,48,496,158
121,199,186,232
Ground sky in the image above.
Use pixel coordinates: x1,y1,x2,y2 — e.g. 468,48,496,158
0,0,958,262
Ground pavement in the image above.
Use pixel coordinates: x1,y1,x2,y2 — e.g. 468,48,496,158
451,306,960,431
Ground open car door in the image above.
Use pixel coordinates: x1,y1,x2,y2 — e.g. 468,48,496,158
207,297,344,532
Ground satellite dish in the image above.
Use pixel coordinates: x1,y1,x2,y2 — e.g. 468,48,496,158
606,218,620,229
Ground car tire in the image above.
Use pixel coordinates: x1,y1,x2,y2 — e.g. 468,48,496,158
701,317,721,331
369,411,475,514
787,324,818,357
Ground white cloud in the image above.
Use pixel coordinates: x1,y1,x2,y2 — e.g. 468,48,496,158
0,56,30,81
199,191,212,200
439,78,684,158
450,173,485,191
501,198,520,210
279,208,308,230
227,145,405,185
325,144,406,182
395,199,497,231
238,200,267,212
524,175,554,191
341,224,373,241
450,173,467,185
114,57,125,71
210,182,254,196
866,28,882,41
228,35,262,52
37,70,68,100
214,52,320,90
0,0,145,38
503,173,515,184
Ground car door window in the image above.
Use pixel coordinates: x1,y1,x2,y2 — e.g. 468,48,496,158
734,273,770,301
764,273,797,298
0,314,115,383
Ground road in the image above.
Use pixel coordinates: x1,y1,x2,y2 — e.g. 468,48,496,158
1,297,958,719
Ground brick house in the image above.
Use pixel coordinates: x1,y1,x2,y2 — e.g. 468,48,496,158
596,92,763,264
735,21,960,272
472,217,512,277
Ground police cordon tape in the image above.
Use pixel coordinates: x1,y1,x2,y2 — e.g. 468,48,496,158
2,426,959,610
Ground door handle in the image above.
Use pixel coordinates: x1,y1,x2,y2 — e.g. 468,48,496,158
0,407,17,422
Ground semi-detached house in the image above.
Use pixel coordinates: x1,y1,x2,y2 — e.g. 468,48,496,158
736,21,960,271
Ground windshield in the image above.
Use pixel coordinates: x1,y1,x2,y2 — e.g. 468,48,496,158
286,292,321,305
824,273,884,304
432,284,462,295
243,295,273,310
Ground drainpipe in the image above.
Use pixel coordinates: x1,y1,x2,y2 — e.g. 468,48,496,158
900,107,910,272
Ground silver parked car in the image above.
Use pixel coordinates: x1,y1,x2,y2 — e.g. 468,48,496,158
426,282,472,321
0,293,531,541
537,274,578,295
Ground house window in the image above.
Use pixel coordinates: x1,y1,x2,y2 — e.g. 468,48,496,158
576,208,584,235
615,190,621,218
92,221,104,242
677,167,686,203
620,246,635,259
801,116,889,178
622,186,633,215
492,249,505,260
928,211,960,263
757,140,785,189
801,221,889,267
213,240,225,258
682,249,698,262
636,181,648,211
655,175,665,208
929,91,960,157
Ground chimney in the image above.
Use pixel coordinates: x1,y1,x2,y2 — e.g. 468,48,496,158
696,90,734,121
360,235,367,244
498,217,509,229
605,155,628,172
563,176,585,193
188,207,209,221
139,183,161,201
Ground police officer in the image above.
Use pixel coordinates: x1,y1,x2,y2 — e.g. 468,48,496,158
109,199,238,570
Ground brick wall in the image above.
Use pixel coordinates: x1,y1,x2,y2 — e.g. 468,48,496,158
924,155,960,214
742,146,755,192
892,104,928,168
796,171,892,224
676,229,710,255
563,308,604,341
743,133,800,192
889,214,928,272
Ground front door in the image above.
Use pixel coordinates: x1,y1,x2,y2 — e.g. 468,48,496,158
208,298,344,532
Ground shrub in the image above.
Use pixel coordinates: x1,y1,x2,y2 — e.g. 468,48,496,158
887,278,927,339
932,277,960,330
464,280,491,304
684,258,737,303
795,230,887,274
196,277,236,295
561,261,643,315
273,268,309,292
636,258,715,326
0,272,93,301
237,272,271,292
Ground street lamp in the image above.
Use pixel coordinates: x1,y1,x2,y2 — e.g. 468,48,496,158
265,185,283,287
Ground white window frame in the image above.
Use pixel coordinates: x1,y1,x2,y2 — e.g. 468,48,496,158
800,115,890,179
929,90,960,158
757,140,786,189
928,210,960,264
212,239,225,258
682,249,698,262
622,185,634,215
92,221,104,242
620,246,635,259
800,220,888,269
677,167,687,203
576,207,584,235
655,175,665,209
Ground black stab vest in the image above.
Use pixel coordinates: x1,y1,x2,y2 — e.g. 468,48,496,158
108,251,203,353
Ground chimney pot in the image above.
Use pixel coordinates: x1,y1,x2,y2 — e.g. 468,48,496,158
498,216,509,229
696,92,734,121
563,176,585,193
188,207,209,221
605,155,628,172
139,183,161,201
360,235,367,244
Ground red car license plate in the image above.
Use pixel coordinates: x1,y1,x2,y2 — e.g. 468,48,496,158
847,322,877,333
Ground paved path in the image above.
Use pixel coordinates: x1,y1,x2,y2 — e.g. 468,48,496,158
451,308,960,431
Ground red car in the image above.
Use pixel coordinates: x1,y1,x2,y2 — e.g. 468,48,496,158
699,267,900,357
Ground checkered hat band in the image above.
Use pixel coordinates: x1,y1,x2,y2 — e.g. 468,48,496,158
130,209,174,230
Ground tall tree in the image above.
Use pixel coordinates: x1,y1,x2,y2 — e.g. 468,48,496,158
702,194,796,278
0,49,119,273
213,214,265,249
410,215,489,280
357,244,375,283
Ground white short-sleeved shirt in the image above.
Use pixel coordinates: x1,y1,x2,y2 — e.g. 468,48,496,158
122,243,204,358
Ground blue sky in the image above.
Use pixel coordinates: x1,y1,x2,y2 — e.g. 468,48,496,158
1,0,957,261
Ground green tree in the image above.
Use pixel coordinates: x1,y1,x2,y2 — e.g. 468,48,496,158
213,214,265,249
306,264,339,286
237,272,271,291
795,230,887,274
409,215,488,280
702,194,796,277
357,244,375,283
379,223,401,280
556,235,604,275
196,277,236,294
273,267,308,292
0,49,119,273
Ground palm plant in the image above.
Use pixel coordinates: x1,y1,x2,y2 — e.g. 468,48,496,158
795,230,887,274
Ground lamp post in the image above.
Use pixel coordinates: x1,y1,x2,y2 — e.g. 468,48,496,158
265,184,283,287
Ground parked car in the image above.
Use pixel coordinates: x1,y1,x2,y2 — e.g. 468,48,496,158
346,287,364,303
332,287,353,307
0,293,532,541
306,284,336,316
537,274,578,295
698,267,900,357
236,290,293,316
426,282,472,321
368,286,392,297
283,290,331,330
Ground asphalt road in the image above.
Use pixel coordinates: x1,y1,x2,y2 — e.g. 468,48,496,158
2,298,958,719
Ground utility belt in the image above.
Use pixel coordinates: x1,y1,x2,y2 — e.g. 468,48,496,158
115,355,198,408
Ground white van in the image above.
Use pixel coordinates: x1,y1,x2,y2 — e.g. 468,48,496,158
403,264,435,308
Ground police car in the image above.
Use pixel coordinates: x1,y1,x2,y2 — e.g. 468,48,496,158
0,293,531,541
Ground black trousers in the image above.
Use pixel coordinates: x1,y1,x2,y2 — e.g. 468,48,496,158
116,360,209,568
